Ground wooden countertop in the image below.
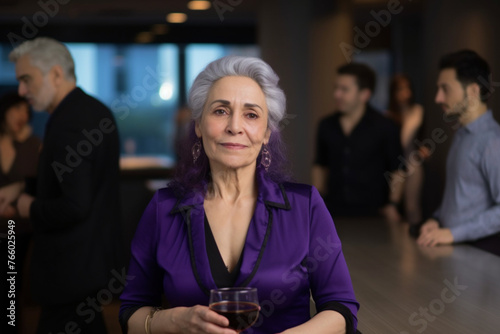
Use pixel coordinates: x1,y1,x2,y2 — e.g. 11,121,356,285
333,218,500,334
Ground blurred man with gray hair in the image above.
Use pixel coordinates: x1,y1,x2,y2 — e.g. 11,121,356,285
6,37,121,333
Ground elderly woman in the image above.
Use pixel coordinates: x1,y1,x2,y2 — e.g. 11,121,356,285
119,56,359,334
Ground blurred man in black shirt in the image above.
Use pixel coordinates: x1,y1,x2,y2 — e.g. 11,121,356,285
313,63,402,220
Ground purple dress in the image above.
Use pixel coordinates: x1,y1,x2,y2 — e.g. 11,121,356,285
120,170,359,333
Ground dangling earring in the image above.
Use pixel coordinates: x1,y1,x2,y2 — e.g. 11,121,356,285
192,139,201,164
261,145,271,171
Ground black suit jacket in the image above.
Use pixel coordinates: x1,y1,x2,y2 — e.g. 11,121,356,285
30,88,121,305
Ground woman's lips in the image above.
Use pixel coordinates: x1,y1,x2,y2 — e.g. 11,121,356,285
221,143,247,149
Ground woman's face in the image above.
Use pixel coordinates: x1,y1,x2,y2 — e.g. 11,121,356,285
4,102,29,135
395,79,413,104
195,76,270,172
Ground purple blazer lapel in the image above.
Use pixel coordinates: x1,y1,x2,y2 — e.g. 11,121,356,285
170,169,291,294
237,170,291,286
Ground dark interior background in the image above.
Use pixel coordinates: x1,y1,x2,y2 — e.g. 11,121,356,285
1,0,499,235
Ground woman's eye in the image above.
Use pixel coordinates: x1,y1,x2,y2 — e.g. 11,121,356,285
214,109,227,115
246,112,258,119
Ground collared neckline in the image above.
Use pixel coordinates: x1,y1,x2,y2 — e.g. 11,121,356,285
464,110,494,134
169,168,290,295
170,167,291,214
331,104,381,139
332,104,378,121
256,167,291,210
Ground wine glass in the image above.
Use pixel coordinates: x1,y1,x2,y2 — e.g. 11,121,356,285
209,287,260,333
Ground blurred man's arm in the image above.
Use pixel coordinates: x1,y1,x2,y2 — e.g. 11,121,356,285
417,139,500,246
440,138,500,243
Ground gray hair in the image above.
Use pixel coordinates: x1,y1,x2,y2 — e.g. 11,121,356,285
9,37,76,82
188,56,286,131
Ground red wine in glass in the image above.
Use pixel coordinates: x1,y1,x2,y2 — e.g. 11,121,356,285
209,287,259,332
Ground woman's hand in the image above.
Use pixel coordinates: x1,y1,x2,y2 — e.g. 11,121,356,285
151,305,238,334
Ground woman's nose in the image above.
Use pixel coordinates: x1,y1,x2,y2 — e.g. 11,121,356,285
226,114,242,134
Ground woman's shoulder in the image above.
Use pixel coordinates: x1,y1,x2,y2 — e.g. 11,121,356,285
281,181,321,199
282,181,311,191
154,186,205,212
155,187,184,205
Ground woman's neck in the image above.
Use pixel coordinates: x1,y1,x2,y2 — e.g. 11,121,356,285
208,164,257,204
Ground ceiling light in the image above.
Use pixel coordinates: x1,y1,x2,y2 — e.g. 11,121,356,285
166,13,187,24
188,1,211,10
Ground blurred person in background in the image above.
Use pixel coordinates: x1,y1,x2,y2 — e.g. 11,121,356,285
0,92,40,218
6,37,121,333
386,74,425,226
313,63,403,222
0,92,41,334
418,50,500,257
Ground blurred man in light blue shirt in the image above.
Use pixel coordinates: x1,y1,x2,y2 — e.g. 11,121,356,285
418,50,500,255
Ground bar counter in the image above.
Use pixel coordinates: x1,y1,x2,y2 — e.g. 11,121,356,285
334,218,500,334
